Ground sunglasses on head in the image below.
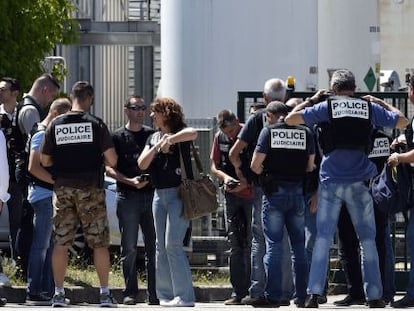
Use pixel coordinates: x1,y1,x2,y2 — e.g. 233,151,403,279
127,105,146,111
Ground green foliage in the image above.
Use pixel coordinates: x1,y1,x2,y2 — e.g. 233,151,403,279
0,0,79,92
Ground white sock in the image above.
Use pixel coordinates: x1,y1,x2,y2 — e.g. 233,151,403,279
100,286,110,295
55,287,65,295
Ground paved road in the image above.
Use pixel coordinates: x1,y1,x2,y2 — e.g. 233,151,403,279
0,295,404,310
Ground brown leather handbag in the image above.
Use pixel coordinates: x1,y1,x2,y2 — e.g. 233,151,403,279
178,142,218,220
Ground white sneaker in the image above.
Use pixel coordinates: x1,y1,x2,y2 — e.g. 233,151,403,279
0,273,11,287
160,296,194,307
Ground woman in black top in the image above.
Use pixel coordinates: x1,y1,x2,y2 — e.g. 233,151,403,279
138,97,197,307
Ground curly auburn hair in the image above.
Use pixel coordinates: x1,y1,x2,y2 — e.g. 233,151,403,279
150,97,187,133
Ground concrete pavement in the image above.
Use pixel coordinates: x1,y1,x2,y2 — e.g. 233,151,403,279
0,295,405,310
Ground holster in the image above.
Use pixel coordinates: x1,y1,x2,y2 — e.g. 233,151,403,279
259,172,278,195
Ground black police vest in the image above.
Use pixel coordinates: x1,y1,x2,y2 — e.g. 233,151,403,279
112,126,154,192
264,123,310,182
11,96,46,159
51,113,103,179
26,123,54,190
0,111,16,181
217,131,250,181
318,96,372,154
368,130,392,173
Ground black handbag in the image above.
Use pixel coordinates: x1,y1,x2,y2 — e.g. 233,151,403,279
178,142,218,220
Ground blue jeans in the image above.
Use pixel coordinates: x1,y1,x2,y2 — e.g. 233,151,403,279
249,187,266,298
304,192,328,296
224,192,252,299
152,187,194,302
262,182,308,302
116,190,156,300
304,193,317,267
27,197,54,296
308,181,383,301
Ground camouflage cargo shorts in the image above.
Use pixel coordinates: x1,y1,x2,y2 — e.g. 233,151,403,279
52,186,110,248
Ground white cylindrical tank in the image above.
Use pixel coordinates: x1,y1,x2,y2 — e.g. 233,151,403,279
161,0,318,119
318,0,380,91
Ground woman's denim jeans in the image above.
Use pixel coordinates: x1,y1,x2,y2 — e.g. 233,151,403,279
27,197,54,296
153,187,195,302
308,181,383,301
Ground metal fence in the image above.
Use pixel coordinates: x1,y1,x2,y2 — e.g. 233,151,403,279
237,90,412,288
237,91,410,123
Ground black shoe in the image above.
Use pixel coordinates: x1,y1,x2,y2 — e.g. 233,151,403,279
241,296,269,306
391,295,414,308
334,295,366,306
305,294,319,308
0,298,6,307
295,299,306,308
265,299,280,308
317,296,327,304
26,293,52,306
279,299,290,306
367,299,386,308
148,297,160,305
224,297,243,305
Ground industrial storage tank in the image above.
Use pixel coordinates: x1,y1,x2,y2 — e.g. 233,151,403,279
317,0,380,91
160,0,318,118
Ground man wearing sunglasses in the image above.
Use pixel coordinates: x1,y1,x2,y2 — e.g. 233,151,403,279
106,96,158,305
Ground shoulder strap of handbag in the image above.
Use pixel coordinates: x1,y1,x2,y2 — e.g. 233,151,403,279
179,142,204,181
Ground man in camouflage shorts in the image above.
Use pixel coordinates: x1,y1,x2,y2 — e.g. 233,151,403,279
53,187,110,248
40,81,118,307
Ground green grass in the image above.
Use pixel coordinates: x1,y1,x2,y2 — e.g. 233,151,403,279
1,252,230,288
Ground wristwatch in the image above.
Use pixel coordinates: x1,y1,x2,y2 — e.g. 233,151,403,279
306,97,315,106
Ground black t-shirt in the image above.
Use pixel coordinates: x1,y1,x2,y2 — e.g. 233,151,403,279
146,131,194,189
42,111,113,188
112,125,154,192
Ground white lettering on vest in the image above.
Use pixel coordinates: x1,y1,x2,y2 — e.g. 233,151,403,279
331,99,369,119
270,128,306,150
55,122,93,145
368,137,390,158
219,143,229,152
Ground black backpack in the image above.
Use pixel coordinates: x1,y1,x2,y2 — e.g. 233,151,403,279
370,162,412,214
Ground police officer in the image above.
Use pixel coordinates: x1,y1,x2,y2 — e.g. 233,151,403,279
210,110,253,305
0,77,20,285
40,81,118,307
387,74,414,308
26,98,71,305
105,95,158,305
286,69,407,308
334,127,395,306
0,116,11,306
12,74,60,277
251,101,315,307
229,78,294,306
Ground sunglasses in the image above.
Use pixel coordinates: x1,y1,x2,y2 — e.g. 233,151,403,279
127,105,146,111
